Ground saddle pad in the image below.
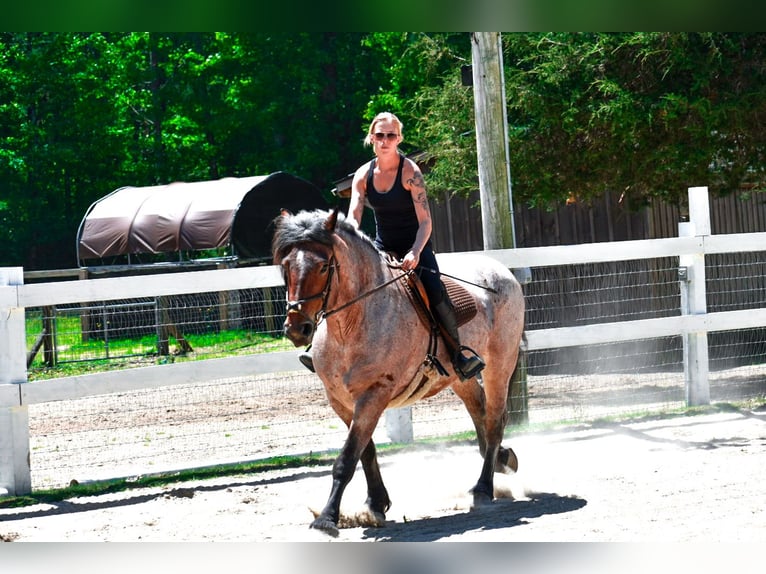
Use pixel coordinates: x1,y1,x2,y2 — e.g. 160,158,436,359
397,263,479,329
442,276,478,327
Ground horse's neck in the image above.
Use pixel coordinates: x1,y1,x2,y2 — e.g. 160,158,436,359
328,240,392,326
335,242,389,300
320,237,421,357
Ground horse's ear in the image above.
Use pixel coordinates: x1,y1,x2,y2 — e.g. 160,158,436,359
280,208,293,218
324,207,340,231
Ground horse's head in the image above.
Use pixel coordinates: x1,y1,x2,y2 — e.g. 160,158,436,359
272,208,340,347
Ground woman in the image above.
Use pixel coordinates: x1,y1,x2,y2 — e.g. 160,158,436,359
301,112,484,380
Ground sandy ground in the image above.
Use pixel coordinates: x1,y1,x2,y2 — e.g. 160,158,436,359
1,405,764,544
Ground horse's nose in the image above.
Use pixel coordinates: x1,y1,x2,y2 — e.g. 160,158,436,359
284,316,315,347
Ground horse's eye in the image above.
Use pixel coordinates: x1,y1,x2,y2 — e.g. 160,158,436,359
320,263,329,274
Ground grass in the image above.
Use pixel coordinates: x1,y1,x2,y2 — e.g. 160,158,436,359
0,452,338,509
0,439,426,510
25,311,294,381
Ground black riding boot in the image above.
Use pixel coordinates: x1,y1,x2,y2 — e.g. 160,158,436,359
432,298,485,381
299,346,315,373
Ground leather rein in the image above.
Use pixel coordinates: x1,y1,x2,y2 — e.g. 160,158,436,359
285,253,410,325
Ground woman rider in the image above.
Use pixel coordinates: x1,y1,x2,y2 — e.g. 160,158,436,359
300,112,484,380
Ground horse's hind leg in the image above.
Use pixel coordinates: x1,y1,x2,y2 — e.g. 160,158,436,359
472,396,510,505
451,378,495,503
451,377,489,453
496,439,518,473
477,365,522,504
487,402,518,474
452,371,517,506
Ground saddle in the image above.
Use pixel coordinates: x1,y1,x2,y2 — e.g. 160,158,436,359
385,264,479,408
391,254,477,355
384,252,477,327
403,273,477,329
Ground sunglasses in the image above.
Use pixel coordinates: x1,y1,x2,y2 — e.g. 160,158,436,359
373,132,399,142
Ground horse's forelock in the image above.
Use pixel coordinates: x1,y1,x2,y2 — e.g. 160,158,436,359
272,209,382,263
272,210,336,262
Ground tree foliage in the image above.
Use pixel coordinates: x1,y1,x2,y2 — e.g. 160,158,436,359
1,32,764,269
0,32,384,269
405,33,766,210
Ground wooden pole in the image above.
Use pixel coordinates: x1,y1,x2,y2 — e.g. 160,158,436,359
471,32,526,424
679,187,711,406
471,32,515,250
0,267,32,495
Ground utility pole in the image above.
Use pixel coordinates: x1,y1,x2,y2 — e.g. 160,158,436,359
471,32,516,249
471,33,527,425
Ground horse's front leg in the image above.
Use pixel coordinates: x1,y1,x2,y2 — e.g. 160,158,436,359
310,391,388,537
360,438,391,518
310,431,365,537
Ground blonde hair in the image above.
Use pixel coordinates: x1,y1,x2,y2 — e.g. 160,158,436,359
363,112,404,147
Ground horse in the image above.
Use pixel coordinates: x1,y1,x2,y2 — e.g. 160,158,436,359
271,208,525,537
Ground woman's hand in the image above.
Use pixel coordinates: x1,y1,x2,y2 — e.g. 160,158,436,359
401,250,420,271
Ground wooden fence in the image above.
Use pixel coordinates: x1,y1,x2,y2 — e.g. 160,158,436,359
429,187,766,252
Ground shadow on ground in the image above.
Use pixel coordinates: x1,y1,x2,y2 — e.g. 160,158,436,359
362,492,587,542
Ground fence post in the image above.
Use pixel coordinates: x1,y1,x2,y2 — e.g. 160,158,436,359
0,267,32,496
385,408,414,443
678,187,711,406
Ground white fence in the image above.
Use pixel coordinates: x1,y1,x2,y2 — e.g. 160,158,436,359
2,186,766,495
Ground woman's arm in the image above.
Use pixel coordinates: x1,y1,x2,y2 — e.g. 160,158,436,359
401,159,432,270
347,164,368,229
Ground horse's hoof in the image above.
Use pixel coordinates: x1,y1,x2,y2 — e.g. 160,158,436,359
496,447,519,474
309,517,339,538
469,486,494,510
471,494,493,509
367,509,386,527
366,493,392,517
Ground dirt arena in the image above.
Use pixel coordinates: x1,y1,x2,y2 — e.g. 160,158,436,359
1,404,764,543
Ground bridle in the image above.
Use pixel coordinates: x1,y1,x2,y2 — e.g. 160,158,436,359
285,254,339,325
284,251,411,326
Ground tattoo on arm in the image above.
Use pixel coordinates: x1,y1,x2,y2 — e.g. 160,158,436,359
408,171,429,211
413,190,429,212
408,171,425,191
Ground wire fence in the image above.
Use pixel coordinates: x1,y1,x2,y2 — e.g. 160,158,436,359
26,286,288,375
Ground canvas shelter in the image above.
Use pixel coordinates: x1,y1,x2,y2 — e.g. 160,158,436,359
77,172,328,266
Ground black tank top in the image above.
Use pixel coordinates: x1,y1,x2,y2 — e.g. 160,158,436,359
365,153,422,256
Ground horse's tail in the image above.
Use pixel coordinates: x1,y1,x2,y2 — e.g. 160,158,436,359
507,331,528,426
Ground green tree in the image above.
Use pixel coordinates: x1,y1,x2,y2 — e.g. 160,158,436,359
362,33,472,154
401,33,766,210
220,33,387,186
11,33,761,270
504,32,766,207
0,33,131,268
0,32,386,269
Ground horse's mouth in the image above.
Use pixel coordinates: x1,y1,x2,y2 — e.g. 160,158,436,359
284,319,315,347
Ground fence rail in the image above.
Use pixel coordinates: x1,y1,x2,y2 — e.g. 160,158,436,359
2,187,766,495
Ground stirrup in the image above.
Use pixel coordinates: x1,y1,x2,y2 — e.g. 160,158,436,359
454,346,485,381
299,353,315,373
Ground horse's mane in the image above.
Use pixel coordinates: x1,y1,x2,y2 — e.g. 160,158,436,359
272,209,382,263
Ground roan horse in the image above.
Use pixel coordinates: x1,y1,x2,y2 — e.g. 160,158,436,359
272,208,525,537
